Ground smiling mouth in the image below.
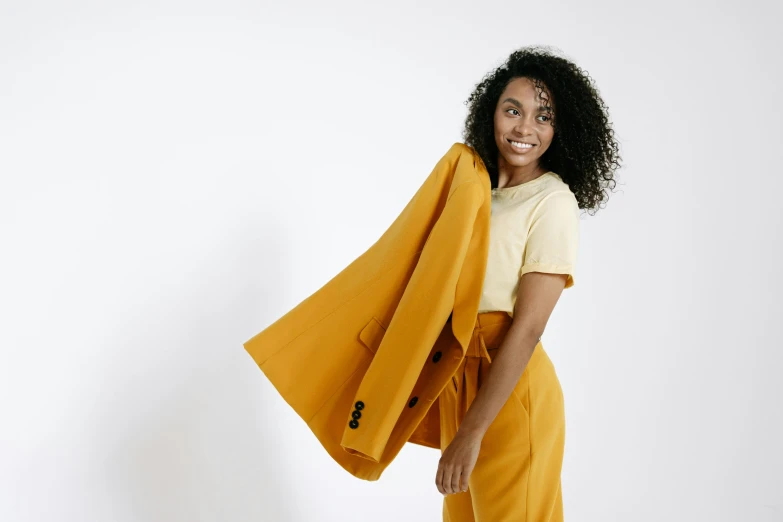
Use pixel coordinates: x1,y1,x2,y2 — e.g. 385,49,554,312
507,138,536,150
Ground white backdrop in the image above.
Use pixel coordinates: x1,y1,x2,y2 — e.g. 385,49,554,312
2,1,781,521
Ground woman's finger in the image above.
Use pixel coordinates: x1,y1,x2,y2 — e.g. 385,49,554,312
449,467,462,495
442,466,453,494
461,465,474,491
435,463,445,495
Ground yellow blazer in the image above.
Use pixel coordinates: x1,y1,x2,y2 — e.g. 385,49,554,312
243,142,491,481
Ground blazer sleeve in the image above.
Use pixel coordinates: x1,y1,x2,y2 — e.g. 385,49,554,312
340,180,485,463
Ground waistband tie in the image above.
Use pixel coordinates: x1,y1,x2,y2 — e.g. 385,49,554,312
466,329,493,364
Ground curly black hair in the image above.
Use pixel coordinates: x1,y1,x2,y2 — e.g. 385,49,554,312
462,45,621,215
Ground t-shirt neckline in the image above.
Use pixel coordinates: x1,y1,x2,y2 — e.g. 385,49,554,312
491,171,554,195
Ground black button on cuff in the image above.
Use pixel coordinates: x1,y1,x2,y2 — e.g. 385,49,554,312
349,419,359,429
355,401,364,410
351,410,361,420
408,396,418,408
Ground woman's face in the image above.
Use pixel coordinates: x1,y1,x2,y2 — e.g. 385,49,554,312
493,76,555,171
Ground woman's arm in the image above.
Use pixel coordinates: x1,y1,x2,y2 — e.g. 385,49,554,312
435,271,568,494
456,271,567,438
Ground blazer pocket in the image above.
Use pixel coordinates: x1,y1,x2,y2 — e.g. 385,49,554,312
358,316,387,354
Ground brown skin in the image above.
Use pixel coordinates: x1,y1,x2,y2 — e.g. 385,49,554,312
436,77,567,496
494,76,556,188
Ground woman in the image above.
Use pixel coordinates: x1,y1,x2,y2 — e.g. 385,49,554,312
436,46,620,521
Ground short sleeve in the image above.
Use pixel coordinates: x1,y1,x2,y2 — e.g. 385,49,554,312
518,191,580,288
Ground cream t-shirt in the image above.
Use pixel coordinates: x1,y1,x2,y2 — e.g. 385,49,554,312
477,171,580,318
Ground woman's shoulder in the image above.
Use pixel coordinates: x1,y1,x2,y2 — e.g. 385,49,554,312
450,141,474,153
530,174,579,223
540,172,578,202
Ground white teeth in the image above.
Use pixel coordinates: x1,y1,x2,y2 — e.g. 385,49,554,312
510,140,533,148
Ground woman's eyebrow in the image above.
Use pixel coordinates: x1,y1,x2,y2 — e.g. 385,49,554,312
501,97,552,112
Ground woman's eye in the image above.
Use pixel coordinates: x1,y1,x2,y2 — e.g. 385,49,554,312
538,115,551,122
507,108,519,116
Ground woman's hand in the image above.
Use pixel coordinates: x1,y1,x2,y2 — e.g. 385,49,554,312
435,429,483,495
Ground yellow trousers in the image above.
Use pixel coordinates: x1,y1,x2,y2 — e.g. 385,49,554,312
439,311,565,521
